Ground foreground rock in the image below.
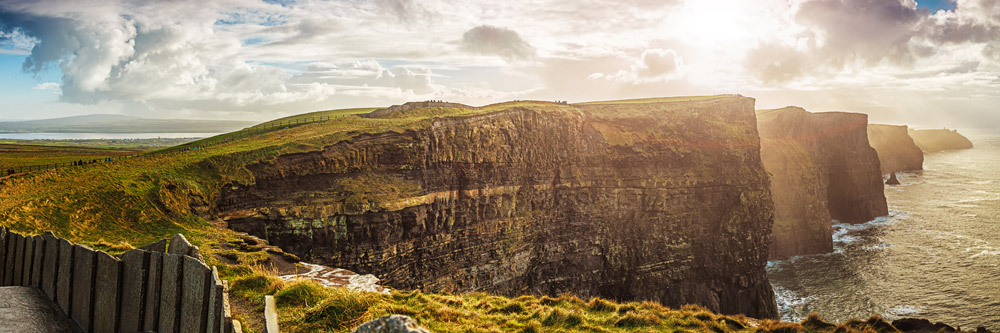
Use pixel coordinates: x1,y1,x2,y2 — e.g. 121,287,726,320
908,128,973,151
352,315,429,333
758,107,888,260
868,124,924,174
215,96,779,318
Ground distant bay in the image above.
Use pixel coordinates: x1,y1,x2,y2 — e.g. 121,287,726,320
0,132,220,140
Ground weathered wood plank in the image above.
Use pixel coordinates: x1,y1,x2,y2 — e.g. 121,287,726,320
93,251,122,333
159,253,182,333
41,233,59,299
223,280,234,333
56,238,74,315
181,256,211,333
207,266,224,333
71,244,96,332
20,235,33,286
143,251,164,331
11,234,24,286
0,226,7,286
30,235,45,287
119,249,149,333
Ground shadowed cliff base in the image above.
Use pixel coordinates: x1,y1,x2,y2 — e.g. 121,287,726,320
868,124,924,175
908,128,974,151
757,107,888,260
215,95,779,318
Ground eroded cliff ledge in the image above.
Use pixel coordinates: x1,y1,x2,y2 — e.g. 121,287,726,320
868,124,924,175
212,96,779,318
758,107,888,260
908,128,973,151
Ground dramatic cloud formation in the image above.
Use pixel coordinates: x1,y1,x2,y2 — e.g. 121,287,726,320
0,0,996,127
459,25,536,62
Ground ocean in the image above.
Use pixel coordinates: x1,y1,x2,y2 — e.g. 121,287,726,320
767,129,1000,330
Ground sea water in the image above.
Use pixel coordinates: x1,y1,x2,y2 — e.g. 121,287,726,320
767,129,1000,330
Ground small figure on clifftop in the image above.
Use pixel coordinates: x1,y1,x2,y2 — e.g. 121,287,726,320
886,172,901,185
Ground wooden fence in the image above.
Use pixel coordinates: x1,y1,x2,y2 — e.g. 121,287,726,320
0,226,241,333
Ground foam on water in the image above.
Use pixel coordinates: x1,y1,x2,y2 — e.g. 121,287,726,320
772,284,815,322
885,305,925,318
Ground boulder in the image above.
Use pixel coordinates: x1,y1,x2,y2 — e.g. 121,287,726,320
892,318,956,332
352,315,429,333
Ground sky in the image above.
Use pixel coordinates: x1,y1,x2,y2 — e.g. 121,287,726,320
0,0,997,128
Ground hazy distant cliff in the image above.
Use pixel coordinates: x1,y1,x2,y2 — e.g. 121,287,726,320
868,124,923,174
908,128,973,151
212,96,779,318
758,107,888,260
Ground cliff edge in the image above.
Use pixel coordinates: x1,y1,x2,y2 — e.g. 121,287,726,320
758,107,888,260
213,96,779,318
908,128,973,151
868,124,924,175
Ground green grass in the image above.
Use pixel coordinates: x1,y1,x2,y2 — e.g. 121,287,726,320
250,108,378,129
0,138,199,149
218,264,913,332
0,143,146,169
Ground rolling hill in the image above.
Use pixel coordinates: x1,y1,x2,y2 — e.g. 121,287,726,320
0,114,256,133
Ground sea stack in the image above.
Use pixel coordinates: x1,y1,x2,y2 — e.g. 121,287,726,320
886,172,900,185
757,107,888,260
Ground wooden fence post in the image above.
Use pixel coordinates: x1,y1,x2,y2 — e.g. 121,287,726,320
265,295,279,333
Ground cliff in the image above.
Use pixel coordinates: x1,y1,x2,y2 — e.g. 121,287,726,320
867,124,924,174
212,96,779,318
908,128,973,151
758,107,888,260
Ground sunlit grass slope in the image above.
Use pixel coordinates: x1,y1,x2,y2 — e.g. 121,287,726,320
576,94,733,105
0,143,146,168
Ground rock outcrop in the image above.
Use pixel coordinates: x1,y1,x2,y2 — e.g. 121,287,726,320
352,315,429,333
757,107,888,260
908,128,974,151
867,124,924,174
213,96,779,318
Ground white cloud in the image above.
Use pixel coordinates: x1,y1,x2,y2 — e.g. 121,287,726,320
589,49,683,84
33,82,59,90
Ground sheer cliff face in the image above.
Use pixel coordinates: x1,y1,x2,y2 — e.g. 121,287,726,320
868,124,924,174
908,128,974,151
758,107,888,260
214,96,778,318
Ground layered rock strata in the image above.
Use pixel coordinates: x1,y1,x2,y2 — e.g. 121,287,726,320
758,107,888,260
908,128,974,151
214,96,778,318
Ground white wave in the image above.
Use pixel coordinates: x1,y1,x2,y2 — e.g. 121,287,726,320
863,243,890,251
772,284,816,322
831,214,897,244
885,305,924,317
968,180,997,185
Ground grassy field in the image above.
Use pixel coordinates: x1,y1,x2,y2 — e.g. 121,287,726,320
0,137,201,149
575,95,733,105
0,100,935,332
0,143,147,170
249,108,378,129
